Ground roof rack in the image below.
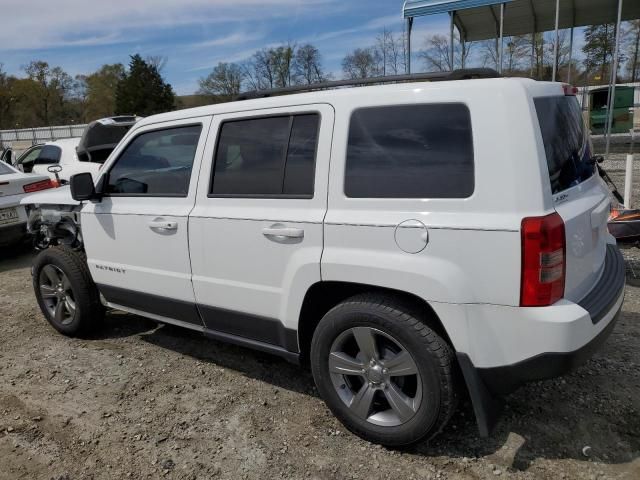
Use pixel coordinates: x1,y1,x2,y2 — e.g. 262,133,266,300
234,68,499,101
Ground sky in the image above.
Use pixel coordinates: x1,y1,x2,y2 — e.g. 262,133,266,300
0,0,600,97
0,0,456,95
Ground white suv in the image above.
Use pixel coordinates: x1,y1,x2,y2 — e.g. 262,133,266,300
25,70,625,446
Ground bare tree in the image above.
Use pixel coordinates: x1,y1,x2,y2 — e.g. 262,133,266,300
294,44,327,84
481,35,529,73
342,48,382,79
198,62,244,100
145,55,168,73
375,29,406,75
419,33,473,72
625,20,640,82
419,35,451,71
547,30,572,79
272,44,296,87
242,44,298,90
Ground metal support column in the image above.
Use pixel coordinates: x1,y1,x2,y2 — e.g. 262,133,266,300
530,33,535,77
552,0,560,81
568,27,574,83
498,3,505,74
450,11,455,70
461,38,466,68
605,0,624,160
406,17,413,74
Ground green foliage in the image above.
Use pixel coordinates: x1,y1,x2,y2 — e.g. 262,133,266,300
80,64,125,121
0,60,83,129
115,54,175,116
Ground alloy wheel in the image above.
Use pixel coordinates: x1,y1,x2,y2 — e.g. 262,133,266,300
39,264,76,326
328,327,422,427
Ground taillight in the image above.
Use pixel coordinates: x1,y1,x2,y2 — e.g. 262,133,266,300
23,179,56,193
563,84,578,96
520,212,566,307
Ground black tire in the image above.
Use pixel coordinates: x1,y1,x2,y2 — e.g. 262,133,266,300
32,246,104,336
310,293,457,447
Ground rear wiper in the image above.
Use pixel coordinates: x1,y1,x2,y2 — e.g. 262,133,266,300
594,156,624,204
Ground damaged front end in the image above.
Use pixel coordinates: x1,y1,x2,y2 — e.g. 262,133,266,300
21,186,84,251
26,204,83,250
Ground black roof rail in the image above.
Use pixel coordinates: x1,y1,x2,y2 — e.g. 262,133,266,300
234,68,500,101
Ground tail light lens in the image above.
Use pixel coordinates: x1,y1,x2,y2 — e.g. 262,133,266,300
563,84,578,96
23,179,56,193
520,212,566,307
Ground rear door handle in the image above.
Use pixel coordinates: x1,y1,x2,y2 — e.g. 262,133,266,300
148,219,178,231
262,226,304,239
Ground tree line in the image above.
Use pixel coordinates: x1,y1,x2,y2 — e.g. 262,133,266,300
197,30,408,102
420,21,640,85
2,21,640,130
0,54,174,130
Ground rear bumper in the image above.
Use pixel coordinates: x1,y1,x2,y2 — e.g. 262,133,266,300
477,301,620,395
478,244,625,394
458,243,625,436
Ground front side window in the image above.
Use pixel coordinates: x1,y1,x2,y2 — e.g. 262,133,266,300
105,125,202,196
345,104,474,198
18,146,42,166
211,113,320,197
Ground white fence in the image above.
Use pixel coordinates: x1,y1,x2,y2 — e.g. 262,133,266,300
0,124,87,148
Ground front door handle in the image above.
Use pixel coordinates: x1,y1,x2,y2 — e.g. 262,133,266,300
262,226,304,239
148,219,178,231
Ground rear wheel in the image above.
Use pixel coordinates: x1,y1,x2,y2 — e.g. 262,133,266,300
310,294,457,446
32,247,103,336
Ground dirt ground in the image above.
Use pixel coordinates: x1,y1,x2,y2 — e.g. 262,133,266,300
1,240,639,480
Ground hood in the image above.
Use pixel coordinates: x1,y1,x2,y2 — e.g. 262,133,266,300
77,115,141,163
20,185,80,206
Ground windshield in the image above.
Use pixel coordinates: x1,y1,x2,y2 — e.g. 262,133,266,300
534,95,593,194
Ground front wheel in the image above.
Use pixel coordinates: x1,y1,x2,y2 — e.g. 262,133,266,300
310,294,458,447
32,246,104,336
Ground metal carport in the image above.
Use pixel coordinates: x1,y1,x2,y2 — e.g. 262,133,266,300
403,0,640,159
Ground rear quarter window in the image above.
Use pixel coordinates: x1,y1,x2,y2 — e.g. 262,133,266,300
344,104,474,198
534,95,593,194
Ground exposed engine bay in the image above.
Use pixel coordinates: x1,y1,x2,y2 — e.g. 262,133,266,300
26,204,83,251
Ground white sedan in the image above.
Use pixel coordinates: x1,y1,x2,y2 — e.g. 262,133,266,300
16,138,101,183
0,161,56,246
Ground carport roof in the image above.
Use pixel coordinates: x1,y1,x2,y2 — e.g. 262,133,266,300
402,0,640,42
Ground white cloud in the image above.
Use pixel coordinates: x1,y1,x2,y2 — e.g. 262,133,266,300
189,32,265,49
304,14,403,43
0,0,334,51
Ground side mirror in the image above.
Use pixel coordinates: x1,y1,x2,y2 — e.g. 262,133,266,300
70,172,98,202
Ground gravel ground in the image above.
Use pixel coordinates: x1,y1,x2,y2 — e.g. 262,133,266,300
0,242,639,480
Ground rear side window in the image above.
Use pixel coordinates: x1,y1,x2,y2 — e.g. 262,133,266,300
105,125,202,196
534,96,593,194
211,113,320,197
34,145,62,165
345,104,474,198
